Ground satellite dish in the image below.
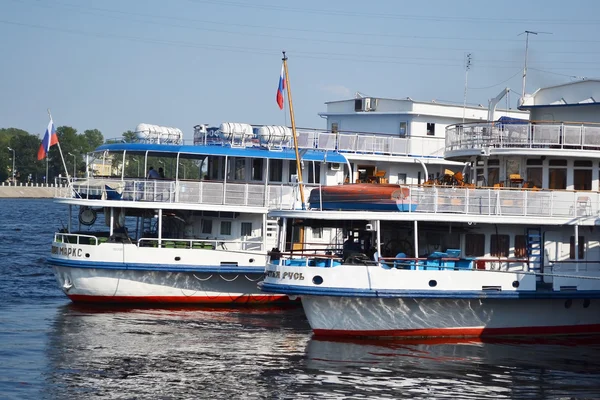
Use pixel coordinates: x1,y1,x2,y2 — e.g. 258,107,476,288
79,207,97,226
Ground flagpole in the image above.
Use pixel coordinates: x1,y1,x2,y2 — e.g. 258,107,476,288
47,109,72,188
282,51,306,210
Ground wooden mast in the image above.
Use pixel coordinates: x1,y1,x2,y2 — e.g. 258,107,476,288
282,51,306,210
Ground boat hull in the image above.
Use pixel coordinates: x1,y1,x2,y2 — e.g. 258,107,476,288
51,264,289,305
301,295,600,338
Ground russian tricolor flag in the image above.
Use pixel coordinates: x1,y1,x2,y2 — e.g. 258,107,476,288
276,63,285,109
37,119,59,160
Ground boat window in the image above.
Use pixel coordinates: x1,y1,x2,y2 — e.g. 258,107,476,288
549,159,567,166
147,152,175,179
308,162,321,184
574,169,592,191
465,234,485,257
207,156,225,180
201,219,212,234
241,222,252,237
399,122,407,138
526,167,542,188
488,159,500,166
123,152,145,179
490,234,510,257
549,167,567,190
397,173,407,185
487,165,500,187
570,236,585,259
289,160,297,182
91,151,124,178
331,122,339,134
426,123,435,136
269,159,283,182
229,158,246,181
526,159,543,166
574,160,592,167
312,227,323,239
251,159,263,181
514,235,527,258
220,221,232,236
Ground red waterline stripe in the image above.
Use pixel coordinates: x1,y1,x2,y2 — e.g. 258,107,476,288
313,324,600,338
68,294,291,305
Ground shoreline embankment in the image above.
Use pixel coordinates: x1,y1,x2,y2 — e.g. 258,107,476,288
0,183,70,199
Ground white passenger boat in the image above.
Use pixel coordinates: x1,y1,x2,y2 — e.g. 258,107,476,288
49,122,349,304
260,80,600,336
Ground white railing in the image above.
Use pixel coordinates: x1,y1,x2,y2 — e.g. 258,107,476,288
446,121,600,153
193,127,446,158
137,237,264,252
64,178,302,209
302,185,600,219
54,232,100,245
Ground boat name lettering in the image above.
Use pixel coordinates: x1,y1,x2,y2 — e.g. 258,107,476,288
51,246,83,258
266,270,304,280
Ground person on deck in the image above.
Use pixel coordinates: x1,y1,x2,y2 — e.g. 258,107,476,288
147,167,160,179
158,167,165,179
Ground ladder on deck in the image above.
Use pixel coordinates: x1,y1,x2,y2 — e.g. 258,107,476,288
526,227,543,281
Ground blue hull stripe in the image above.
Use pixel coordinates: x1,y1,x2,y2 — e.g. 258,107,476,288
258,282,600,299
48,258,265,274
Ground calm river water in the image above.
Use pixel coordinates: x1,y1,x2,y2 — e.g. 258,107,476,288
1,199,600,399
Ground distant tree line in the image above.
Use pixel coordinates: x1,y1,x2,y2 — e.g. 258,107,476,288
0,126,104,183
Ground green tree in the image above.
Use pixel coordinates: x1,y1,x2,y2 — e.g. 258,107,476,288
122,130,137,143
82,129,104,153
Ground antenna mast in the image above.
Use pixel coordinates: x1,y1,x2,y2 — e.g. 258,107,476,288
519,30,551,100
462,53,472,123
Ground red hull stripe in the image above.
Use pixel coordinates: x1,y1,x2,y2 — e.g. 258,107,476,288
68,294,290,305
313,324,600,338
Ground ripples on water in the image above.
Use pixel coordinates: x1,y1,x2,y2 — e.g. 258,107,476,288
1,199,600,399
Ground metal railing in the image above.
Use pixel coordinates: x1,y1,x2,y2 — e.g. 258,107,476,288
54,232,100,245
301,184,600,219
446,121,600,153
137,237,264,251
64,178,307,209
193,128,445,158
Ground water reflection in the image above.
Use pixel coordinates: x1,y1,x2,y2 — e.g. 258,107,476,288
45,304,311,399
303,336,600,399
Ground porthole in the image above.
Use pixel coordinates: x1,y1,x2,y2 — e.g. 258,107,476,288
512,281,520,288
249,258,255,263
312,276,323,285
583,299,591,309
565,299,572,309
428,280,437,288
175,256,181,261
85,253,90,258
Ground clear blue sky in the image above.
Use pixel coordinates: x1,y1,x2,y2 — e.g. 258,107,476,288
1,0,599,141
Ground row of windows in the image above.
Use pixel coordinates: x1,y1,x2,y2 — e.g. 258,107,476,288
465,234,585,259
200,220,253,237
331,122,435,137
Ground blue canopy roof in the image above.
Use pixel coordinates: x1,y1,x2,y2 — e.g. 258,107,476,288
95,143,348,163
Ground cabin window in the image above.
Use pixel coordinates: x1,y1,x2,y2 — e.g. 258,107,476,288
549,168,567,189
514,235,527,258
232,158,246,181
426,123,435,136
399,122,407,138
251,159,263,181
289,160,298,182
574,169,592,191
269,159,283,182
331,123,339,134
570,236,585,259
491,234,510,257
201,219,212,234
465,234,485,257
397,173,407,185
241,222,252,237
312,227,323,239
308,162,321,184
487,166,500,187
220,221,232,236
526,167,542,188
207,156,225,180
574,160,592,167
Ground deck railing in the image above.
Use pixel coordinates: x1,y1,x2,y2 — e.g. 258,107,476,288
446,121,600,153
63,178,310,209
193,128,445,158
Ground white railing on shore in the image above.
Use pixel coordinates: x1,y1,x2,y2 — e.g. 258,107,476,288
193,128,445,158
446,121,600,153
63,178,308,209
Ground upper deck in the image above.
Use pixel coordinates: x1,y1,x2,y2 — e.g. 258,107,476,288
445,121,600,159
